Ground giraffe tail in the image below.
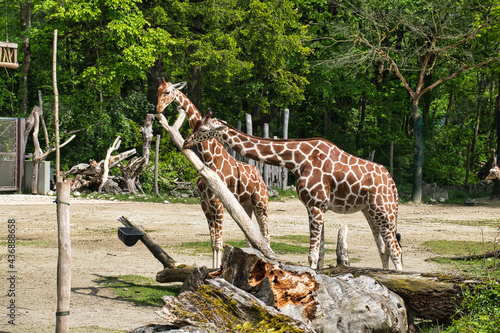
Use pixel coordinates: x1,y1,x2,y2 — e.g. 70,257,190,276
392,181,403,267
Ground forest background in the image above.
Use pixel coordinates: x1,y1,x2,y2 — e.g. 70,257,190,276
1,0,499,203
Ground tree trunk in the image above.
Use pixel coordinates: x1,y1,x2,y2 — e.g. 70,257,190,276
140,114,154,164
411,100,424,203
492,77,500,200
158,278,314,333
220,246,408,332
318,266,471,324
356,91,367,150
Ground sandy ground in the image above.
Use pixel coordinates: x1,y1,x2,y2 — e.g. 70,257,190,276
1,194,500,333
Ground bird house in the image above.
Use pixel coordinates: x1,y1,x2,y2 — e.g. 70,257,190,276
0,41,19,69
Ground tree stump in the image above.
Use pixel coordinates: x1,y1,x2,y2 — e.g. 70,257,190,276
220,246,408,332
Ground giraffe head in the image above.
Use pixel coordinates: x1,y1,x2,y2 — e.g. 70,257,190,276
183,109,226,149
156,78,187,113
486,165,500,180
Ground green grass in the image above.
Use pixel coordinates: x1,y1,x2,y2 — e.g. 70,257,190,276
423,240,496,257
424,240,499,279
427,218,500,229
96,275,181,307
78,192,201,204
0,240,52,246
269,188,298,201
179,235,336,255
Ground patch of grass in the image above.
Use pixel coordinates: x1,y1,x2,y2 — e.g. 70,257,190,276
275,234,334,245
424,240,499,279
269,188,298,201
428,218,500,229
78,192,201,204
431,257,499,279
179,237,335,255
0,240,52,247
96,275,181,307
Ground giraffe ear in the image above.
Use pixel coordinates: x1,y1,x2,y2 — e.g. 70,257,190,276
211,124,226,132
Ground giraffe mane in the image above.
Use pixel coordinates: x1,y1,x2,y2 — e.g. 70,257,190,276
215,118,336,146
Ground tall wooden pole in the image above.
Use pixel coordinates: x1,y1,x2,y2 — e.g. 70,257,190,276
262,123,270,186
55,181,71,332
245,114,255,166
282,109,289,190
53,29,60,183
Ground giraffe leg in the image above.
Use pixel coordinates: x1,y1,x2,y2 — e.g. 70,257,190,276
200,185,224,268
362,208,403,270
213,199,224,268
307,205,325,270
251,189,270,246
362,209,390,269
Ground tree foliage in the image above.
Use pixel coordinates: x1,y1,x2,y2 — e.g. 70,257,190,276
0,0,499,193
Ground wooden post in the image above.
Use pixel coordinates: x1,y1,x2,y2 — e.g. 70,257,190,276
245,114,255,166
55,181,71,333
155,112,277,261
263,123,270,186
154,134,160,197
53,29,60,183
282,109,289,190
336,224,350,267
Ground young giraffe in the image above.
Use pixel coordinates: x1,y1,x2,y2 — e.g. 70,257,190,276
156,79,270,268
184,110,403,270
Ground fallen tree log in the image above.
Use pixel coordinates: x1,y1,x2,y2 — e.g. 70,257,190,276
317,266,481,323
117,216,218,281
157,278,314,333
220,246,408,332
118,216,176,269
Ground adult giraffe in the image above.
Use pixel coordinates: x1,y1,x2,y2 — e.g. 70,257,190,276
156,79,270,268
184,110,403,270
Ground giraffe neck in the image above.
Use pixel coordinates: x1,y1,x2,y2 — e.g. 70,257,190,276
172,90,230,165
173,90,202,129
217,121,306,173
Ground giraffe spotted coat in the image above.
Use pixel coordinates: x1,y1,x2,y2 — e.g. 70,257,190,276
184,110,403,270
156,79,270,268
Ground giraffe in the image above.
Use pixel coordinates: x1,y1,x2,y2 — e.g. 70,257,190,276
183,110,403,270
156,79,270,268
486,154,500,180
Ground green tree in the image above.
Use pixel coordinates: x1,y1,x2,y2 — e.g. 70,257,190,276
320,0,500,202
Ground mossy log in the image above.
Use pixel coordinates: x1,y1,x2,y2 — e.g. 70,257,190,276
157,277,315,332
318,266,480,323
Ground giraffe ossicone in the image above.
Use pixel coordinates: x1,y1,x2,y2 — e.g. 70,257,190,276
184,109,404,271
156,79,270,268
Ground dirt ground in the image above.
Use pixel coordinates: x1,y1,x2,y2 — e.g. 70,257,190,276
1,194,500,333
